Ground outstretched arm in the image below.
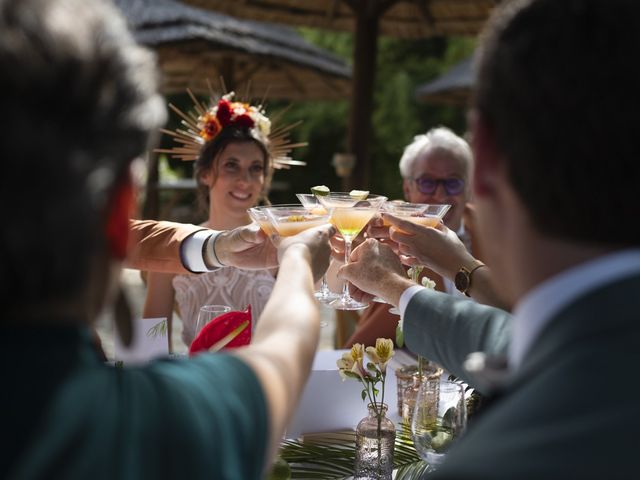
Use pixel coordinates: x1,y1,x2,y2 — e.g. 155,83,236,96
232,224,335,463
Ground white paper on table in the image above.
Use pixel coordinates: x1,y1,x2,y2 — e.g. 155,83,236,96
113,317,169,365
286,350,401,439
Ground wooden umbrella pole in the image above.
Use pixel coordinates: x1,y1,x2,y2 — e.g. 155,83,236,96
344,0,398,191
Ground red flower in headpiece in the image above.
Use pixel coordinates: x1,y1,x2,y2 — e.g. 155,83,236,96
216,98,233,127
234,113,255,129
189,305,252,355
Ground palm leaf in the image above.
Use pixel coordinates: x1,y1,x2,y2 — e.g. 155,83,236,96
278,429,432,479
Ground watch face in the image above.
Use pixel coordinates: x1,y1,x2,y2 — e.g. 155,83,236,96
455,270,469,292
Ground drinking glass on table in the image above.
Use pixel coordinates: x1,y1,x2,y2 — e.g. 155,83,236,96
295,193,340,304
315,192,387,310
411,379,466,469
196,305,232,336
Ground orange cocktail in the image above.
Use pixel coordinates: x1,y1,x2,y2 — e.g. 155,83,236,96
273,215,329,236
248,206,278,237
264,205,331,245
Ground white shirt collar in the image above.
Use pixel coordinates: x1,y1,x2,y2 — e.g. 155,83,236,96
509,249,640,370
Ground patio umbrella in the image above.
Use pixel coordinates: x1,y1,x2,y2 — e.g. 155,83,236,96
115,0,352,100
415,55,473,106
181,0,499,188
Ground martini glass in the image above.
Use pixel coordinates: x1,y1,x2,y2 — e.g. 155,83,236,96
387,203,451,315
264,204,331,240
295,194,340,304
316,192,387,310
264,204,334,326
372,201,430,304
248,206,278,241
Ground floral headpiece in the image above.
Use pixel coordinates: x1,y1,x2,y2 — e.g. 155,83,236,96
156,87,306,169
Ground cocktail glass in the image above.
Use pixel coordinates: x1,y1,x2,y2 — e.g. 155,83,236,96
264,204,333,326
295,194,340,304
316,192,387,310
386,203,450,315
373,201,430,305
264,204,331,241
248,206,278,241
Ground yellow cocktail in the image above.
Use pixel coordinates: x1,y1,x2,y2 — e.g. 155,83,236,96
331,208,377,238
316,192,388,310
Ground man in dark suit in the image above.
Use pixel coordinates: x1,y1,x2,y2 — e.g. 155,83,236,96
339,0,640,477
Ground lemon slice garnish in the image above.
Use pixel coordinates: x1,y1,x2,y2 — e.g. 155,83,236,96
349,189,369,200
310,185,330,196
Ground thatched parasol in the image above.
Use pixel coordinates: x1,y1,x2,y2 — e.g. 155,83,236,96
181,0,499,188
415,55,473,106
115,0,352,100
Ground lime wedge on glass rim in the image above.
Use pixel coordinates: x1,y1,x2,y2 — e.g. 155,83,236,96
349,189,369,200
310,185,330,196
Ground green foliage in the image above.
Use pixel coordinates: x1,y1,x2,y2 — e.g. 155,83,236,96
278,429,430,479
272,31,476,201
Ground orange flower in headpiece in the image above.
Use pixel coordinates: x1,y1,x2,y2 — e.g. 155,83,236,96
199,112,222,142
156,89,307,168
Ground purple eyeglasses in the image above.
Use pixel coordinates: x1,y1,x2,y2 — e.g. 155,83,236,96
413,176,465,196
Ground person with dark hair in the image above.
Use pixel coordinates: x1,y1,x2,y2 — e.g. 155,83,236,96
0,0,334,478
340,0,640,477
143,94,287,348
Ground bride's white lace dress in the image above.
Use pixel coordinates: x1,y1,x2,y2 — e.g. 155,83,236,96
172,267,275,346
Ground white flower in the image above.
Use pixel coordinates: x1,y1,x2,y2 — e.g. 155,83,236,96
365,338,395,373
422,277,436,289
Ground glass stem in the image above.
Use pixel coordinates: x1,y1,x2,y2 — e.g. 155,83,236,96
342,239,352,299
320,274,330,294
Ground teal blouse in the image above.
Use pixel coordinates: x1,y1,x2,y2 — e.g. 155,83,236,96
1,325,268,479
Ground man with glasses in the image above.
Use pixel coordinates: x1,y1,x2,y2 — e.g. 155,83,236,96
344,127,486,347
400,127,472,239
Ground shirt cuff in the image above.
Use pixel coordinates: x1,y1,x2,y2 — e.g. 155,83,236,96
399,285,425,318
181,230,220,272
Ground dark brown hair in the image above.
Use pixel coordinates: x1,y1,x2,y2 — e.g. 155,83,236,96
194,127,273,215
0,0,165,309
474,0,640,245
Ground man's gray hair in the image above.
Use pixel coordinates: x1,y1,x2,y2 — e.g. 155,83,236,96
398,127,472,179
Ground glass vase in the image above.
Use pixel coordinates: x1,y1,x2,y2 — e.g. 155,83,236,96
401,363,444,432
354,403,395,480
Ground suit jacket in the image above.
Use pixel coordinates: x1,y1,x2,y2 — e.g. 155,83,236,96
429,273,640,479
404,288,511,384
126,219,207,274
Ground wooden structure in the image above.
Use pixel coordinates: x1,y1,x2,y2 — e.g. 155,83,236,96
114,0,353,219
182,0,499,188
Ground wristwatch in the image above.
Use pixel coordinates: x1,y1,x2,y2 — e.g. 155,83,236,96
454,261,485,296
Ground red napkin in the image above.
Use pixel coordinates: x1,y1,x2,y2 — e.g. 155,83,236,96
189,305,252,355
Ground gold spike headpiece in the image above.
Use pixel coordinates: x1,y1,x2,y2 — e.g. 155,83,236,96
156,86,306,169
